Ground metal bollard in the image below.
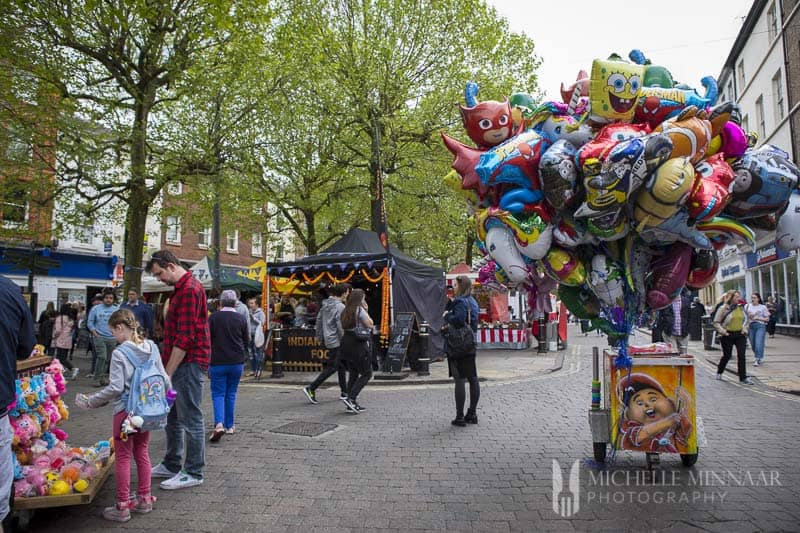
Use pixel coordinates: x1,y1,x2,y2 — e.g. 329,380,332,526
270,326,284,378
417,321,431,376
537,317,547,353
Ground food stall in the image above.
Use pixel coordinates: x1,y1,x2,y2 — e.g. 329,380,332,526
265,228,447,372
446,264,531,350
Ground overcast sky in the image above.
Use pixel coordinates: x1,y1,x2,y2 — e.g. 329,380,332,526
487,0,755,101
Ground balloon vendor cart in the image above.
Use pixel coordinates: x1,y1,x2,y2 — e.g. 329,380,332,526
588,345,700,469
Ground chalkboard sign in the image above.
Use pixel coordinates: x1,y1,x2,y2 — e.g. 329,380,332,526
381,312,417,373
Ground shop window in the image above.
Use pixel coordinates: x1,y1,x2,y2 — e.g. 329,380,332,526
786,260,799,325
774,262,787,323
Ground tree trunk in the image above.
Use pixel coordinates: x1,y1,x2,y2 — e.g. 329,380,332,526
464,233,474,267
122,97,152,295
303,210,317,255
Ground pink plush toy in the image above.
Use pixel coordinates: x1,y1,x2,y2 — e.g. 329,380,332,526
12,414,41,447
14,479,36,498
52,428,68,442
45,359,66,395
43,373,58,399
24,468,46,496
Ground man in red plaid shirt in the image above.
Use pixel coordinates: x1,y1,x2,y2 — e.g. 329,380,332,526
145,250,210,490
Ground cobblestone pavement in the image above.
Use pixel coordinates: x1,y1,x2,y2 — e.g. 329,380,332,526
19,325,800,532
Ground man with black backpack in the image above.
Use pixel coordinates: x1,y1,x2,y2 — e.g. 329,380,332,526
303,284,350,404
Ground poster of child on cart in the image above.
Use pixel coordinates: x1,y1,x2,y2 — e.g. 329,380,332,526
609,369,697,454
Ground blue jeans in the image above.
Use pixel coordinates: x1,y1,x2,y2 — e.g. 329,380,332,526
163,363,205,479
248,339,260,373
209,364,243,429
749,322,766,361
0,416,13,521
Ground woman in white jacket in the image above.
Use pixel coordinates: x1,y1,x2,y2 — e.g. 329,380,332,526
245,298,265,376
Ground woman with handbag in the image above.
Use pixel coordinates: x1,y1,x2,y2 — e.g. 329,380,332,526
444,275,480,427
246,298,265,376
713,290,754,385
339,289,374,413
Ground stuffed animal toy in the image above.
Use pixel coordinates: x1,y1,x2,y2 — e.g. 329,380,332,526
45,359,67,395
43,373,58,399
55,398,69,422
29,344,45,358
48,479,70,496
51,428,68,443
14,479,36,498
73,478,89,492
119,414,144,442
13,414,41,447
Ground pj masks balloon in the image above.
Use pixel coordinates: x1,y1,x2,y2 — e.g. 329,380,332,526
460,82,517,149
727,144,800,219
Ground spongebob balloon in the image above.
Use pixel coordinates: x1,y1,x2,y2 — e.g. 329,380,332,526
589,57,644,124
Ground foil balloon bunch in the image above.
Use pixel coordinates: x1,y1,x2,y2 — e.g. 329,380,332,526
442,50,800,361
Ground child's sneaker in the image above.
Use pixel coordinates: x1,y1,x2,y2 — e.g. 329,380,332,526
102,502,131,522
129,494,156,514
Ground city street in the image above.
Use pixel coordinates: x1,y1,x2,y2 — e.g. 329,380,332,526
20,325,800,532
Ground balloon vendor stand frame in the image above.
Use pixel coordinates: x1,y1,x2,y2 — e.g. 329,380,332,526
588,347,699,469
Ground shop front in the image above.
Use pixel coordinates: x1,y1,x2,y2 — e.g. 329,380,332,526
715,251,746,305
746,243,800,334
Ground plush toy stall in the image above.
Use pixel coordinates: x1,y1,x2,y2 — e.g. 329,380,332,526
10,350,115,529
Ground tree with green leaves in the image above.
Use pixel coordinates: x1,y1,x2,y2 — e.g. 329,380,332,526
259,0,540,268
0,0,267,292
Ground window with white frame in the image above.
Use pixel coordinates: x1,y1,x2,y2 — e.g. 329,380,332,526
73,224,94,245
737,60,745,90
251,233,263,257
1,189,28,228
275,243,284,261
726,80,734,102
4,126,31,161
198,227,211,249
773,70,784,121
166,182,183,195
741,114,750,135
755,95,765,139
166,216,181,244
226,230,239,253
767,2,778,42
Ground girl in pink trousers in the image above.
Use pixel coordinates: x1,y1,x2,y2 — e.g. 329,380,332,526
76,309,170,522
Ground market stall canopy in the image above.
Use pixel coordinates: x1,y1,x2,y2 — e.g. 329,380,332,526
267,228,447,354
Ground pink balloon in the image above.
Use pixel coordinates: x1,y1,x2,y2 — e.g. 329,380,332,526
719,122,747,158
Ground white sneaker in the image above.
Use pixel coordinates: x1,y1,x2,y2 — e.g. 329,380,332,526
160,470,203,490
71,368,80,380
150,463,177,479
754,360,760,367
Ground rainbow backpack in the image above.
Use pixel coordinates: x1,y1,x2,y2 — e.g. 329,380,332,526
118,342,170,431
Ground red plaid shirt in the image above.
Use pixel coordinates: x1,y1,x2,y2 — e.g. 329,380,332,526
162,271,210,369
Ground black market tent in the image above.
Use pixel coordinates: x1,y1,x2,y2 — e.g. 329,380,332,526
267,228,447,354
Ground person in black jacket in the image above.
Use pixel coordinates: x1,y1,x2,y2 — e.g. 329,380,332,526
207,290,249,442
444,275,480,427
656,290,691,353
0,275,36,526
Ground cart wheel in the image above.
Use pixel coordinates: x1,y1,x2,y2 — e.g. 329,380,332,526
592,442,607,463
680,452,698,467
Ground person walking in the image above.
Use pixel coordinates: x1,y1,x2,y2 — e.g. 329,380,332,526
207,290,249,441
85,296,101,378
245,298,265,377
657,290,691,353
75,309,169,522
766,295,778,338
713,290,753,385
745,292,769,366
120,289,154,339
0,275,36,529
340,289,374,413
145,250,210,490
444,275,480,426
52,303,80,379
37,301,56,355
87,288,120,387
303,284,350,404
